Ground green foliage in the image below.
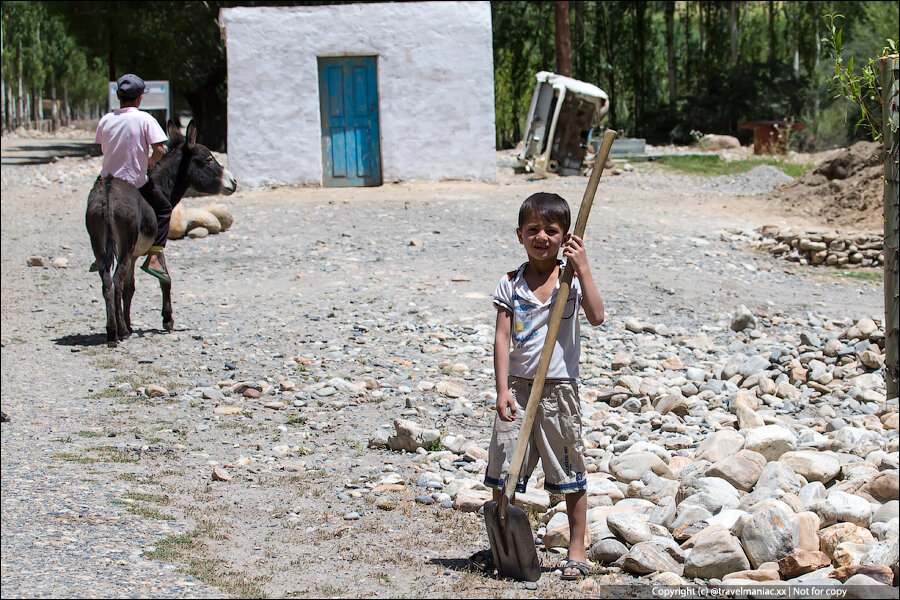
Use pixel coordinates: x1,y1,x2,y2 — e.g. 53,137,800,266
4,1,897,151
491,1,897,151
823,12,897,143
491,1,555,148
2,1,108,126
656,155,814,178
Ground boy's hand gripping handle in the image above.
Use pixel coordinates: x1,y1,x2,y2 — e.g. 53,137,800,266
499,129,617,520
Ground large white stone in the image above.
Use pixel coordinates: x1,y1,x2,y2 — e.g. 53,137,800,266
825,491,873,527
683,530,751,579
609,452,673,483
620,541,684,576
707,450,767,492
754,461,803,494
694,429,745,463
741,504,796,568
779,451,841,483
607,511,652,545
744,425,798,461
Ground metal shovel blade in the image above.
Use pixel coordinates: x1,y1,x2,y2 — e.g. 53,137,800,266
483,500,541,582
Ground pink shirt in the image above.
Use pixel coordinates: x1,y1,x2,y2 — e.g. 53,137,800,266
95,107,167,187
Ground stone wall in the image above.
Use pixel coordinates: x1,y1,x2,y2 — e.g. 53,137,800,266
755,227,884,268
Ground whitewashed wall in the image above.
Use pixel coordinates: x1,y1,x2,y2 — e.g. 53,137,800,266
219,1,496,187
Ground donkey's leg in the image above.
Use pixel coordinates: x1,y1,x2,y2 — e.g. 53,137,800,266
157,252,174,331
100,269,118,347
113,253,131,340
122,259,137,335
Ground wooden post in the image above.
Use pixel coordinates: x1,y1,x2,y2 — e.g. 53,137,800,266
882,54,899,401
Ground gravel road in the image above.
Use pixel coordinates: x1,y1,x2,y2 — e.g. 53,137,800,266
1,133,889,598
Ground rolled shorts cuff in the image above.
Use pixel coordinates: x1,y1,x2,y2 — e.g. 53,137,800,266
484,474,527,494
544,473,587,494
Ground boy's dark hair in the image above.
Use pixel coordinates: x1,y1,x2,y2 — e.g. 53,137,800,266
518,193,571,233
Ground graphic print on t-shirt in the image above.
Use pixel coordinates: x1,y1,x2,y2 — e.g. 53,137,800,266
513,293,537,343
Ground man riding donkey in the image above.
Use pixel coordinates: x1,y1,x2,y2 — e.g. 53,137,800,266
90,73,173,283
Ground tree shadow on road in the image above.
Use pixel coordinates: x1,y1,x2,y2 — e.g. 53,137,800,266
1,142,101,165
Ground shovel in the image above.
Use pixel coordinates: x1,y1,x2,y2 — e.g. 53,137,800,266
483,129,617,582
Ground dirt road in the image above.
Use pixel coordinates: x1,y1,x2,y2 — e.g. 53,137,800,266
1,135,885,598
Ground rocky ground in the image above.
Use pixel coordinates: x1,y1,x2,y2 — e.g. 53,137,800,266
1,131,896,598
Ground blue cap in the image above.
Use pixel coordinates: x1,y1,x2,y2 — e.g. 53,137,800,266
116,74,146,100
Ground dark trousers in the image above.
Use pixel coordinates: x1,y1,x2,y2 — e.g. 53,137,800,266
139,179,172,249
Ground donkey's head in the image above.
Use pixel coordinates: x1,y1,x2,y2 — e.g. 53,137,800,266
167,120,237,196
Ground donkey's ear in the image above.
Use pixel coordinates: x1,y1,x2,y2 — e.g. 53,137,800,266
167,120,181,141
185,120,197,149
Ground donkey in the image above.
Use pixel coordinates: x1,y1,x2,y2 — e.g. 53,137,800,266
85,119,236,346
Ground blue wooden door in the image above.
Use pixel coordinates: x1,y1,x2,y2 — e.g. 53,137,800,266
318,56,382,187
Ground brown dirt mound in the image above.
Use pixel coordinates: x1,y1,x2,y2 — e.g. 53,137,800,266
768,141,885,231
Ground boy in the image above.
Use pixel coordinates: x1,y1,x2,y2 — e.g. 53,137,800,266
485,192,605,580
94,73,171,282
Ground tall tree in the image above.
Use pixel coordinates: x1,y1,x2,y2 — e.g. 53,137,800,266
573,1,584,81
554,1,572,77
631,1,647,136
768,0,776,75
666,1,676,107
49,1,230,150
730,1,739,66
595,1,623,131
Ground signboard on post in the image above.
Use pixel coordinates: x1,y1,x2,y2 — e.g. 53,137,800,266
108,80,170,124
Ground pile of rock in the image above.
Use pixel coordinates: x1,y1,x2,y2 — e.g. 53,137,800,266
370,308,896,589
752,227,884,268
168,203,234,240
766,141,885,231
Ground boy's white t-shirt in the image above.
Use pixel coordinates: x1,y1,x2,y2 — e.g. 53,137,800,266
493,261,583,380
95,107,167,188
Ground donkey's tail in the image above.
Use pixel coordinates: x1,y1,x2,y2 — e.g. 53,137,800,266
99,176,116,275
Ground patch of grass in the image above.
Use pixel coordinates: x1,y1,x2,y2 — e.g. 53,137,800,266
316,585,346,597
423,438,444,452
91,358,118,370
88,445,139,463
144,532,197,561
90,388,124,399
76,430,106,438
286,413,308,427
124,491,170,504
118,473,154,483
656,154,814,178
145,525,268,599
832,269,883,282
115,500,176,521
217,422,264,434
785,264,883,283
52,452,99,464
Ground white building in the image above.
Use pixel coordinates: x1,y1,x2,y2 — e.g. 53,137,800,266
219,1,496,188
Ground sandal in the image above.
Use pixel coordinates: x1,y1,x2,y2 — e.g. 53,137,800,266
560,560,590,580
468,549,495,574
140,264,171,283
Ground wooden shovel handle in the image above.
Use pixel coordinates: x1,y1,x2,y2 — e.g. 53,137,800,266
501,129,617,510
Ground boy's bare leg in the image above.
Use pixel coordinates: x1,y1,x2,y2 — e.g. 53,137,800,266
564,490,588,568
